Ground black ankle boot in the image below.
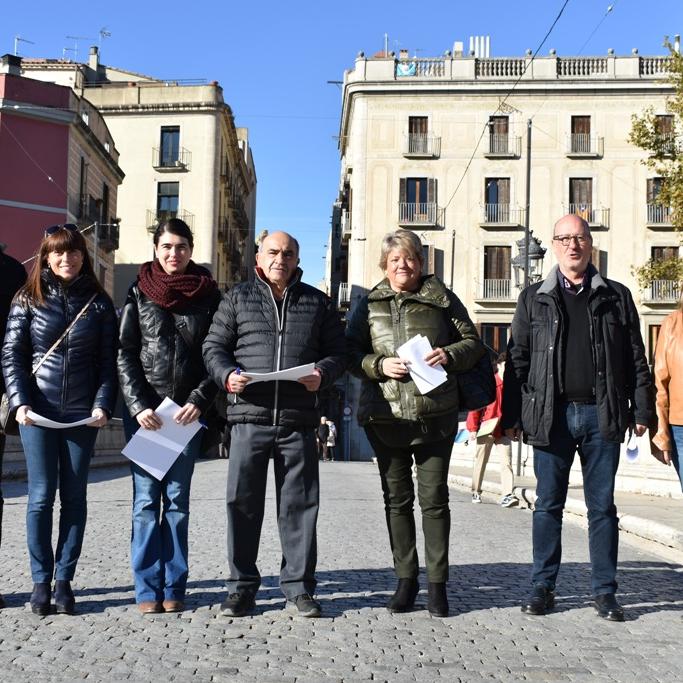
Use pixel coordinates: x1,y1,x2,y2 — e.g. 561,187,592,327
30,582,52,616
386,578,419,613
54,580,75,615
427,582,449,617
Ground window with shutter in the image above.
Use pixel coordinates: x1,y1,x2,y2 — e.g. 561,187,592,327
571,116,591,153
488,116,509,153
485,178,511,222
569,178,593,220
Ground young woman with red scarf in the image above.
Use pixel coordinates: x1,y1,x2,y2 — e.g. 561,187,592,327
117,219,221,614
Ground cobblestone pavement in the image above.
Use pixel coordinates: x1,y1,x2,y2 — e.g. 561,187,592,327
0,460,681,682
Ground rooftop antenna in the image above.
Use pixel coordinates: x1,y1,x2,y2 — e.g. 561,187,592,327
13,35,35,56
65,35,91,61
62,46,77,60
384,33,388,57
98,27,111,48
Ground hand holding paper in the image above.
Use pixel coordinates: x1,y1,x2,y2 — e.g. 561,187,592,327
396,335,448,395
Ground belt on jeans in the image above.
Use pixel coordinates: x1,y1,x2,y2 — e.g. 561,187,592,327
561,399,596,405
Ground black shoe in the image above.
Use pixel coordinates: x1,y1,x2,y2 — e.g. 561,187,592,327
54,580,75,615
30,582,52,616
220,591,255,617
386,578,419,614
427,582,449,617
521,584,555,615
0,592,5,609
594,593,624,622
286,593,322,618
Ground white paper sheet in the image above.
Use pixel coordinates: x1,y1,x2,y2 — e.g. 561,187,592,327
477,417,499,437
26,411,98,429
240,362,316,384
121,397,203,480
396,334,448,395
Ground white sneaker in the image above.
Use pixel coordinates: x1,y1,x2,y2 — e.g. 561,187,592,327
500,494,519,508
471,492,482,504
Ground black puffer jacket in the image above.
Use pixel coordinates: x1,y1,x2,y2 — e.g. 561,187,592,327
202,268,347,427
2,271,117,420
117,283,221,418
501,265,654,446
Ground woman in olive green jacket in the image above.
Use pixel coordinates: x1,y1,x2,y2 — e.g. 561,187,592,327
347,230,484,617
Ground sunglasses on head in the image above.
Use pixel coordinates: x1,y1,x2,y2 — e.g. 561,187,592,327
44,224,79,238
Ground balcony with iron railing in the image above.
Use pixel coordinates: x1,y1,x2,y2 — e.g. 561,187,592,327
565,204,609,228
480,204,525,227
647,204,673,227
152,146,192,171
475,279,516,302
146,209,195,232
98,222,120,252
340,209,352,240
217,216,229,242
337,282,351,309
403,134,441,158
642,279,680,304
566,134,603,158
398,202,442,227
484,134,521,158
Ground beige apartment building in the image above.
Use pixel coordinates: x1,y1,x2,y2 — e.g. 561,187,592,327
331,45,681,494
22,47,256,305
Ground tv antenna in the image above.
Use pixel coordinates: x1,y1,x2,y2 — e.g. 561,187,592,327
99,27,111,47
65,35,92,60
14,35,35,56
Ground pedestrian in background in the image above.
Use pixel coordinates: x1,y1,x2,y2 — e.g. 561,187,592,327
467,352,517,507
651,305,683,491
0,243,27,609
317,416,330,461
502,214,653,622
118,219,221,615
203,231,346,619
326,419,337,461
346,229,485,617
2,225,117,615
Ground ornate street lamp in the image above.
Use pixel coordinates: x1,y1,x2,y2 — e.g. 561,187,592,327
512,230,546,289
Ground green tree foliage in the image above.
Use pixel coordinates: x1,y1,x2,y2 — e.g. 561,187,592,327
632,255,683,290
629,39,683,235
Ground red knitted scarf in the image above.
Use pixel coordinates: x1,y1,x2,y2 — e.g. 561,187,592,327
138,259,217,311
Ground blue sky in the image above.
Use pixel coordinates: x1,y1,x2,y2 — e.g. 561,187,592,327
4,0,682,285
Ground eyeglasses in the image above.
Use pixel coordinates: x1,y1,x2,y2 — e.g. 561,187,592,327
552,233,590,247
44,224,79,238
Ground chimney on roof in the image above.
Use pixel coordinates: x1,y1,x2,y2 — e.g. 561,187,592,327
0,54,22,76
88,45,99,71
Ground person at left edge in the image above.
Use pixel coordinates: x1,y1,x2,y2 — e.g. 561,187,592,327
117,218,221,615
203,231,347,619
2,225,117,616
0,243,27,609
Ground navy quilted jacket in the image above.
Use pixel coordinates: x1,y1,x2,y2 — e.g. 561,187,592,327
2,271,118,420
202,268,347,427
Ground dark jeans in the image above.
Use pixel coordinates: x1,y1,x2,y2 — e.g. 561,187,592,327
532,402,620,596
366,428,453,583
226,423,319,599
0,432,4,548
666,425,683,491
124,411,200,602
19,424,98,582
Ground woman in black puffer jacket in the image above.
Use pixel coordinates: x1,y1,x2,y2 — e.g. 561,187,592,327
2,225,117,616
117,219,220,615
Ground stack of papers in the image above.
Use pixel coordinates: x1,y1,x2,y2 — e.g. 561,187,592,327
396,335,447,395
240,363,315,384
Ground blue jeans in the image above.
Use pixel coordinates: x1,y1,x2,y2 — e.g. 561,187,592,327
19,424,98,582
125,413,200,602
666,425,683,491
532,402,620,596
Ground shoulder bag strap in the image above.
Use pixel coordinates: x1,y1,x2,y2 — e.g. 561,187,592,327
172,313,195,349
31,293,98,376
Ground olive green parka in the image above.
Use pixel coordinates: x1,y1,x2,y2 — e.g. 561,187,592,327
346,275,485,426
